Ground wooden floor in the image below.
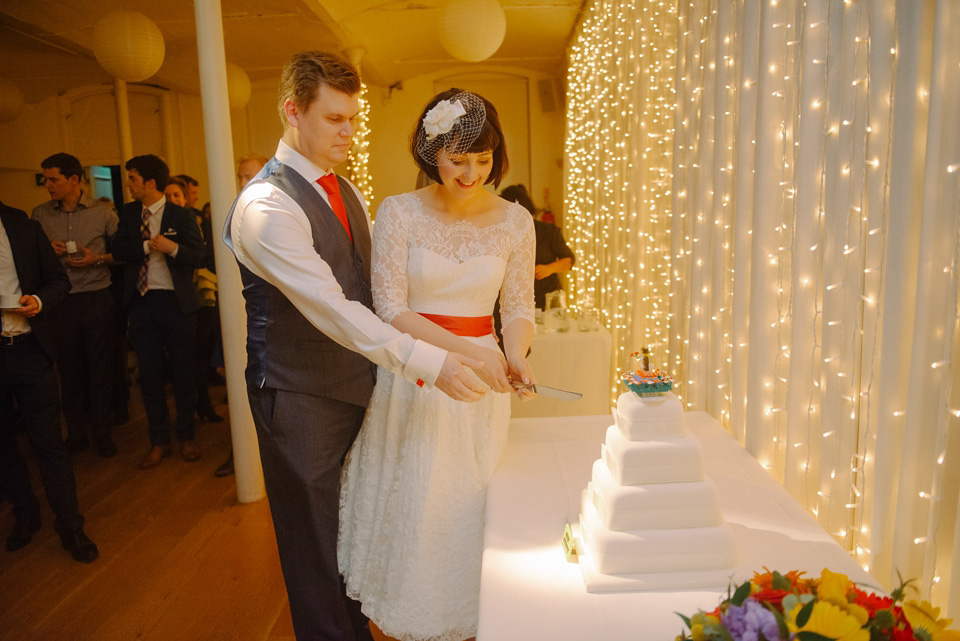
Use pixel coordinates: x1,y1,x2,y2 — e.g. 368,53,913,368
0,385,304,641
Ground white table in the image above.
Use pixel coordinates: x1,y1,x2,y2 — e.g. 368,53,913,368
478,412,878,641
510,319,612,418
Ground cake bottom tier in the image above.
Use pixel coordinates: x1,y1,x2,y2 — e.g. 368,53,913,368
579,490,737,576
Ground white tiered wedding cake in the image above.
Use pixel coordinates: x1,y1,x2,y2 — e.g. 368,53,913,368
576,354,737,592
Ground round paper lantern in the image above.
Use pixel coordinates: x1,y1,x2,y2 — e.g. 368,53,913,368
92,11,165,82
0,78,25,123
226,63,251,110
439,0,506,63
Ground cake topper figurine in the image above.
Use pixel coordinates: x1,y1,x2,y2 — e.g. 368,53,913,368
621,349,674,396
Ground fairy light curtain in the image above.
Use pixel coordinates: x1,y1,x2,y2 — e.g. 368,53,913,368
564,0,677,399
566,0,960,615
347,82,373,205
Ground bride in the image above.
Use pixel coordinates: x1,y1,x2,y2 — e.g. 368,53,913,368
338,89,537,641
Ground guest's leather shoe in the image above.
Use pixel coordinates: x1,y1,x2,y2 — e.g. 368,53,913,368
139,444,172,469
197,406,224,423
58,527,98,563
180,440,201,462
5,514,41,552
65,435,89,453
95,435,117,458
214,452,234,478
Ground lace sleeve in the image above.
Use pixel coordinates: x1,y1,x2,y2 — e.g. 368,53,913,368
499,203,537,328
371,196,411,323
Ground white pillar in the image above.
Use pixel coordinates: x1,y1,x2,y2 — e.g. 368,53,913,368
194,0,265,503
114,78,134,202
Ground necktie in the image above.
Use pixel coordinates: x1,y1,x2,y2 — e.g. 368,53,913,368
316,173,352,243
137,207,151,295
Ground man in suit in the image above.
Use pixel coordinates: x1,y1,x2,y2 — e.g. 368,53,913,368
224,51,487,641
112,155,207,469
0,201,98,562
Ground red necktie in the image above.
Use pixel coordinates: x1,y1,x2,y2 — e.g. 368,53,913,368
316,173,352,243
137,208,151,295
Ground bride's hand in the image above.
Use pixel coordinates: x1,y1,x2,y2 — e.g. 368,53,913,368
507,356,536,401
468,346,512,394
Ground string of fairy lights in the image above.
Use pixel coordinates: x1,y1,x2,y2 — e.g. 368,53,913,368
564,0,677,400
346,81,373,205
566,0,960,609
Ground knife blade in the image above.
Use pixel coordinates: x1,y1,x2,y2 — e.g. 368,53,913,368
531,384,582,401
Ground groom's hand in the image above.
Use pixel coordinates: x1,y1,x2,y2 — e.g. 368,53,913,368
435,352,488,402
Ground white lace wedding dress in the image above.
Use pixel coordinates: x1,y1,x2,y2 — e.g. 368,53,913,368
338,192,535,641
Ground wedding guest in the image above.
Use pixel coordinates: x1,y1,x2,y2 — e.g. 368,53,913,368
236,154,269,188
113,155,207,469
175,174,201,212
500,184,575,309
32,153,120,458
164,176,188,207
0,200,99,562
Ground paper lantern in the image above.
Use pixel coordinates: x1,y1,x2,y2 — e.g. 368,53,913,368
0,78,25,123
226,63,251,110
92,11,165,82
439,0,506,63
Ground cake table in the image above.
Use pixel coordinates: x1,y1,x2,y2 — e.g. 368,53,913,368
478,412,878,640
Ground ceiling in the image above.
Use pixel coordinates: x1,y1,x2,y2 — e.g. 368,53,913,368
0,0,582,104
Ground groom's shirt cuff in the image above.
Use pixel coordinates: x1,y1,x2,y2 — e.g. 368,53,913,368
403,340,446,389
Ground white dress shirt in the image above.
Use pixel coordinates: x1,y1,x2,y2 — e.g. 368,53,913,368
224,139,447,388
0,218,32,337
140,197,176,291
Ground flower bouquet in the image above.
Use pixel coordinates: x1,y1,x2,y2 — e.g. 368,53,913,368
675,568,959,641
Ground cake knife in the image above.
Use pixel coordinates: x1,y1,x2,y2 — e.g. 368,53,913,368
513,383,583,401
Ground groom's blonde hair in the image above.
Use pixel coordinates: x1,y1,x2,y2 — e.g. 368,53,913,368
278,51,361,128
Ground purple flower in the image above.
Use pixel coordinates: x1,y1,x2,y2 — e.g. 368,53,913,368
722,598,782,641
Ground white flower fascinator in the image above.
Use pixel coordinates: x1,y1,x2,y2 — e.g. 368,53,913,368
416,92,487,166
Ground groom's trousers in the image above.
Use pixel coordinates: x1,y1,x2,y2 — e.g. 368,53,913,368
248,384,374,641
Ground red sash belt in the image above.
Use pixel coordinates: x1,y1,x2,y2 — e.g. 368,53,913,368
419,313,493,337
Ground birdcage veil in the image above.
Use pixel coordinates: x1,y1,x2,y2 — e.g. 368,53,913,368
415,92,487,166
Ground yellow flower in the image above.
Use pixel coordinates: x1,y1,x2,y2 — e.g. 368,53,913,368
787,601,869,641
903,600,960,641
689,612,719,640
818,568,853,607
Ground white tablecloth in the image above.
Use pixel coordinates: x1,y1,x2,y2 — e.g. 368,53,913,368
478,412,878,641
510,319,612,418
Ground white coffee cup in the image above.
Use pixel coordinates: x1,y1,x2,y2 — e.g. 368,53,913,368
0,294,22,309
65,240,78,254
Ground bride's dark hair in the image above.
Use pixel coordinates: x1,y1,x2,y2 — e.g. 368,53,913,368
410,88,509,189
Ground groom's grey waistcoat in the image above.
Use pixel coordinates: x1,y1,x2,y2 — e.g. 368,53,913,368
237,159,376,408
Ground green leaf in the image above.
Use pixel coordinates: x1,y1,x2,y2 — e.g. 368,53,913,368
676,612,692,629
731,580,752,606
718,625,736,641
796,599,816,628
772,571,791,591
797,633,838,641
782,594,800,613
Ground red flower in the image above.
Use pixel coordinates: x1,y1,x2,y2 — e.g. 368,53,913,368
891,626,916,641
852,589,894,617
752,589,791,608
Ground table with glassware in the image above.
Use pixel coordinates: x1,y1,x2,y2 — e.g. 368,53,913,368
510,313,613,418
477,412,878,640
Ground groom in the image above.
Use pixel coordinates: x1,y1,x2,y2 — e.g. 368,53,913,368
224,51,487,641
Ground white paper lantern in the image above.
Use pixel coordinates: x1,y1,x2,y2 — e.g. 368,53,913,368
226,63,251,110
439,0,506,63
92,11,165,82
0,78,25,123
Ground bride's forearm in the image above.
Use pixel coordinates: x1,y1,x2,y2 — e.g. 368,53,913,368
390,311,487,360
501,318,534,363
